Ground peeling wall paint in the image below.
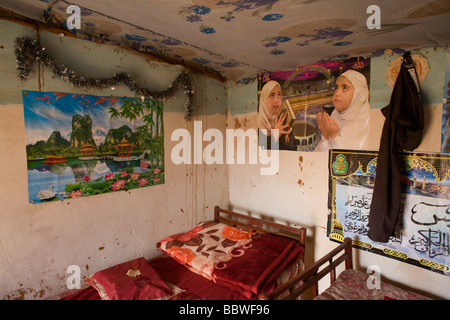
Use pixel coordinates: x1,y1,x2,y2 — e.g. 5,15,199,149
225,77,449,299
0,20,229,299
1,18,448,300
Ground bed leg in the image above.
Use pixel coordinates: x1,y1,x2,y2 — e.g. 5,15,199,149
214,206,220,222
330,267,336,283
312,283,318,298
344,238,353,269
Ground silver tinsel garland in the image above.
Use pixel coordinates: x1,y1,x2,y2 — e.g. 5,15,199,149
15,37,195,120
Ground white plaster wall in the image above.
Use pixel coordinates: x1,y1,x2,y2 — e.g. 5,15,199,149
0,20,229,299
1,18,448,300
226,78,450,300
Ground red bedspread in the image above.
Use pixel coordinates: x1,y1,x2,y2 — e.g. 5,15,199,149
158,221,304,298
59,255,249,300
55,221,304,300
151,255,251,300
212,233,303,297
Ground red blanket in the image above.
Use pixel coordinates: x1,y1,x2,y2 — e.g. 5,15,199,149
212,233,303,297
158,221,304,298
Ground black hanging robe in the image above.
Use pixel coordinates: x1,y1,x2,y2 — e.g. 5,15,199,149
367,52,424,243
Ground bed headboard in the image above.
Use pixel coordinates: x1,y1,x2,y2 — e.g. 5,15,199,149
214,206,306,248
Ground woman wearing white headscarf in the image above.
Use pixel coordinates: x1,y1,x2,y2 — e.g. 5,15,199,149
315,69,370,152
258,80,297,150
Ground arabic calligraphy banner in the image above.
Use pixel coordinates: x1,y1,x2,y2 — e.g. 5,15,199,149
327,149,450,276
23,90,165,204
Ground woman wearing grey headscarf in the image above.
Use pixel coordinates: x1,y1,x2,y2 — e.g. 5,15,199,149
315,69,370,151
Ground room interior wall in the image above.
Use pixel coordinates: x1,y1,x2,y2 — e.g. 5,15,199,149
0,20,229,299
0,18,448,300
226,65,450,299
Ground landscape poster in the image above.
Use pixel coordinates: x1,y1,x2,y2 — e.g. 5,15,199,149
22,90,164,204
327,149,450,276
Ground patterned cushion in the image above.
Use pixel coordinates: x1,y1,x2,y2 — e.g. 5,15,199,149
314,269,431,300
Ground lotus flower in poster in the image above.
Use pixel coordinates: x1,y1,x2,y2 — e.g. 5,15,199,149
22,90,165,204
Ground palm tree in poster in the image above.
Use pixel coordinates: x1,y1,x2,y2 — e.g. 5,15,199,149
108,98,164,166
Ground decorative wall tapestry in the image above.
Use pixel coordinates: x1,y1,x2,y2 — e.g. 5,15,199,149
23,90,164,204
257,56,370,152
327,149,450,276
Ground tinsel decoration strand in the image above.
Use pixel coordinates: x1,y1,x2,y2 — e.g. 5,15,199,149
14,37,195,120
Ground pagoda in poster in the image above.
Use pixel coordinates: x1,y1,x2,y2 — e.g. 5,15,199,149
79,142,97,160
114,137,137,161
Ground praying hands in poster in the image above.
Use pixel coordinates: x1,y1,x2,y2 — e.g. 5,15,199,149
258,80,297,150
315,69,370,152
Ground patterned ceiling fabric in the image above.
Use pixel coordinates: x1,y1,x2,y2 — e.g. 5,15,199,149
0,0,449,82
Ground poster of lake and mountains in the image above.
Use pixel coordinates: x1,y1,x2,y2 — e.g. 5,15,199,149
22,90,165,204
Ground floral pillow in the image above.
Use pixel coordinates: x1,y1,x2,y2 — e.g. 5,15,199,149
85,257,174,300
157,221,256,278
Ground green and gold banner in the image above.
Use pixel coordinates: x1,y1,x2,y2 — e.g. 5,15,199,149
327,149,450,276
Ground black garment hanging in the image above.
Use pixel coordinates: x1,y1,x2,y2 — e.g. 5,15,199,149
367,52,424,243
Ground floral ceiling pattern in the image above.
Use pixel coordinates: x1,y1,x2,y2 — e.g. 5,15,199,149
1,0,449,82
